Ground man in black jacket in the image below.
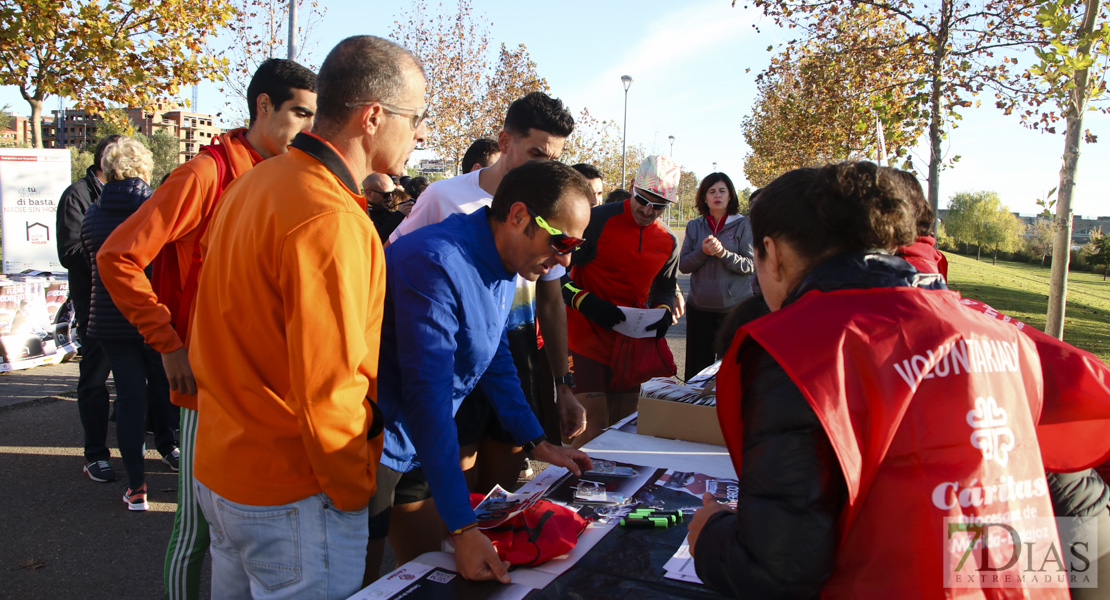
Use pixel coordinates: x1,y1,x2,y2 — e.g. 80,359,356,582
362,172,404,241
56,134,120,483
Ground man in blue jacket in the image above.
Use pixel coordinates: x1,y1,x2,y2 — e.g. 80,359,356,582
368,160,594,584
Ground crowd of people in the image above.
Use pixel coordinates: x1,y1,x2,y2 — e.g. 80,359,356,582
53,33,1110,600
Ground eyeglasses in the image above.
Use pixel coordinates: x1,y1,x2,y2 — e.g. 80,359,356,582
526,207,584,255
634,190,672,211
363,188,396,197
344,100,429,130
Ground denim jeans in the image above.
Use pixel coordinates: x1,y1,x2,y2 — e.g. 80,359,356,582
99,339,177,489
194,480,369,600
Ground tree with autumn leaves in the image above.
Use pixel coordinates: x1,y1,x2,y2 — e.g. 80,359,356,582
741,0,1108,339
391,0,647,186
390,0,558,171
0,0,235,148
1019,0,1110,337
742,5,927,186
739,0,1048,215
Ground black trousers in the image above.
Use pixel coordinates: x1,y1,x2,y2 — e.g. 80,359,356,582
683,304,728,381
76,331,112,462
71,278,113,463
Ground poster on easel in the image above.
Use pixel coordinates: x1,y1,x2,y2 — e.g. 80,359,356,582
0,148,70,274
0,277,74,371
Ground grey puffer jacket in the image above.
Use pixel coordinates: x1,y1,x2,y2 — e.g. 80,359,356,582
679,214,755,312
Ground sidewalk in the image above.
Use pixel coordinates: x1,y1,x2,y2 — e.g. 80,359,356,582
0,361,193,599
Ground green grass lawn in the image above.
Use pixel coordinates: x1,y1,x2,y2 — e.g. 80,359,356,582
944,252,1110,364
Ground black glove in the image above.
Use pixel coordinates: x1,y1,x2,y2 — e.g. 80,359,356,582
578,293,626,330
644,309,672,338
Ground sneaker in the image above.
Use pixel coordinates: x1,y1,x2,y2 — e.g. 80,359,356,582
123,483,148,511
84,460,117,483
161,448,180,471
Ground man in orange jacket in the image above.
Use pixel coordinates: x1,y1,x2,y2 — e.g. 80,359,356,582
188,36,426,599
96,59,316,600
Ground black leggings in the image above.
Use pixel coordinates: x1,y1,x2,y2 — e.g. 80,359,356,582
683,304,728,380
99,339,177,489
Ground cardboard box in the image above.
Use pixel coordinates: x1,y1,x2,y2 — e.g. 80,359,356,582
637,394,726,447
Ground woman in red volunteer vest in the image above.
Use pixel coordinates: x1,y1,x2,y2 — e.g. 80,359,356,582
891,168,949,280
687,161,1078,599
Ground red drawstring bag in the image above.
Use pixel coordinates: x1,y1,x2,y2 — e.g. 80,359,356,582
609,334,677,391
468,494,589,567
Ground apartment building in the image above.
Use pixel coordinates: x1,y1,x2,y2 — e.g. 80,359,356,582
4,105,224,164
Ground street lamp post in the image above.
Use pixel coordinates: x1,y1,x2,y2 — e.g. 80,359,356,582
620,75,633,189
288,0,298,59
668,135,675,156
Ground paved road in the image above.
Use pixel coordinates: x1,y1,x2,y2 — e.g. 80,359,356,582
0,380,187,599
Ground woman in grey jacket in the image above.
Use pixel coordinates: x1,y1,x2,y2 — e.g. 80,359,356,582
679,173,754,378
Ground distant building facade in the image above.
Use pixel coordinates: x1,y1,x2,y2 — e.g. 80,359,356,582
414,158,456,177
4,105,223,164
5,115,58,147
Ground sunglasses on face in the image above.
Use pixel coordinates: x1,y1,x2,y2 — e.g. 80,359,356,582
634,190,672,211
526,207,584,255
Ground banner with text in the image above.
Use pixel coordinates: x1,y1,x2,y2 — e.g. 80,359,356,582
0,149,70,274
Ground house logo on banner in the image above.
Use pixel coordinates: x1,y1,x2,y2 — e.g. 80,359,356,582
26,222,49,244
967,396,1015,467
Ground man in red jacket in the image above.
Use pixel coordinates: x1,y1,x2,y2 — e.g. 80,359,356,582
562,155,681,445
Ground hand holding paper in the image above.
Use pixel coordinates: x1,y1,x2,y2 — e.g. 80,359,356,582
613,307,669,339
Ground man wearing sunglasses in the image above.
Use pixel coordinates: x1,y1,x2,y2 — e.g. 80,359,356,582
371,160,594,584
562,154,682,446
388,92,586,495
363,172,404,240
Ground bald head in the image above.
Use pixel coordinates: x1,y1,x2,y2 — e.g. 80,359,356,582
362,173,396,208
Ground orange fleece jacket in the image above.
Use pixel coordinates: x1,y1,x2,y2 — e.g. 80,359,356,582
97,130,261,411
189,135,385,510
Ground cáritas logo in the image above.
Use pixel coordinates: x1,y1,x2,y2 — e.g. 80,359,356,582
967,396,1015,467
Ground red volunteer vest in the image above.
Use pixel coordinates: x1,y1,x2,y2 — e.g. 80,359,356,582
959,298,1110,472
718,287,1071,598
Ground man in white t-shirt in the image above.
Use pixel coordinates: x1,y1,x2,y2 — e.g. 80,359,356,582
387,92,585,500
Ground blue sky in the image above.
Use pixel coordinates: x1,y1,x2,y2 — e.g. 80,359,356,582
2,0,1106,217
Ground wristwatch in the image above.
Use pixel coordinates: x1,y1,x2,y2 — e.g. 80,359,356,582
555,372,575,388
522,434,547,458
